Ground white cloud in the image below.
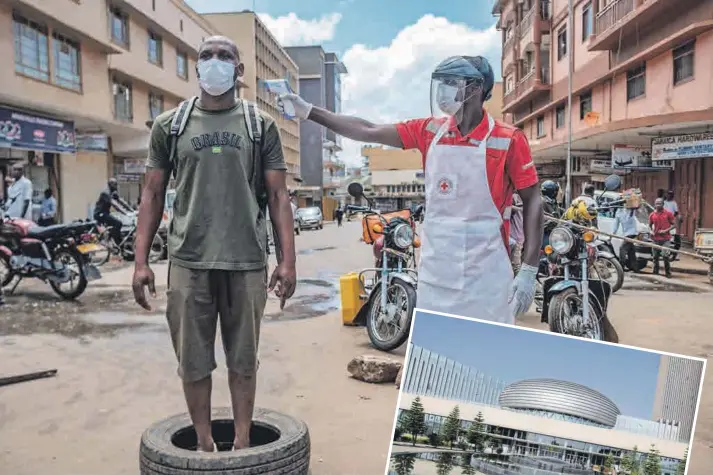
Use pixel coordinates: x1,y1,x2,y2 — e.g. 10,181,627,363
337,15,501,166
257,13,343,46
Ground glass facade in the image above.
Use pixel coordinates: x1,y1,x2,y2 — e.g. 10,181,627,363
396,409,682,474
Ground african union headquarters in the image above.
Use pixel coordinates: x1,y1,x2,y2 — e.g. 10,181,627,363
396,344,702,474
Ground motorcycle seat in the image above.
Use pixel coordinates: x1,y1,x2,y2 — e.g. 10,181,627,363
27,224,71,239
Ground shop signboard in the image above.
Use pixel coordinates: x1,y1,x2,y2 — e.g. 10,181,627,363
535,162,565,178
589,159,610,171
0,106,75,153
652,132,713,161
611,144,651,168
76,134,109,151
123,159,146,174
117,173,141,183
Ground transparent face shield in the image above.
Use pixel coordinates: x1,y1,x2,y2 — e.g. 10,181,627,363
429,76,485,119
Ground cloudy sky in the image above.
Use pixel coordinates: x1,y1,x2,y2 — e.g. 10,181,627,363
185,0,503,166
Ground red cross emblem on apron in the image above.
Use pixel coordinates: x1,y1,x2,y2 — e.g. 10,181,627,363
437,177,453,195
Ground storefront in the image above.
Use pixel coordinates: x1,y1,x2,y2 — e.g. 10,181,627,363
652,132,713,241
113,157,145,206
0,105,74,221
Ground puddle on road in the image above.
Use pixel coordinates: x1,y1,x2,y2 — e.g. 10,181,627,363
298,246,337,256
0,289,164,339
265,273,341,321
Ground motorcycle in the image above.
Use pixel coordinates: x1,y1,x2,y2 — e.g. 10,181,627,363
347,183,419,352
92,211,164,264
694,228,713,284
592,235,625,293
0,216,102,299
538,175,621,341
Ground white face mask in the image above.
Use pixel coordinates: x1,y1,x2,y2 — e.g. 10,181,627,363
436,83,463,116
197,58,236,96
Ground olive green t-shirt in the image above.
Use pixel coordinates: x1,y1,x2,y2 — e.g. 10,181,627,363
146,100,287,271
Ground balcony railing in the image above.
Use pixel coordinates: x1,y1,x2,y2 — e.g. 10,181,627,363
596,0,635,35
519,7,535,38
519,69,537,90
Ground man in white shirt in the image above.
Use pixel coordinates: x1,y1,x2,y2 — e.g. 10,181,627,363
4,164,33,220
574,183,597,208
613,206,641,272
664,190,681,251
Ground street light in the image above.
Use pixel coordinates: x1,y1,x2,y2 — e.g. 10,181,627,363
565,0,574,204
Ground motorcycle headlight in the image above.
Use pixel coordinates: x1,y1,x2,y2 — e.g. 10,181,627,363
550,227,575,254
393,223,414,249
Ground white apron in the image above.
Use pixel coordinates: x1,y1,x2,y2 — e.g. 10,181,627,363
416,114,514,323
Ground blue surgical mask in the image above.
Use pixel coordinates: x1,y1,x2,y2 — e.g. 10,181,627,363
197,58,236,96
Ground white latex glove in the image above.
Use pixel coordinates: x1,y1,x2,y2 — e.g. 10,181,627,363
277,93,313,120
509,263,538,317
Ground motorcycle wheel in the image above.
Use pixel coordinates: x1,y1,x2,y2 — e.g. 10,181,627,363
0,253,14,287
593,256,624,293
91,230,113,267
366,279,416,352
548,288,604,340
48,248,88,300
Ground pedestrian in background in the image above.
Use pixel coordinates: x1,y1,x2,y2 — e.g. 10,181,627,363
336,206,344,227
664,190,681,252
4,164,33,220
649,198,675,278
38,188,57,226
509,192,524,275
613,205,640,273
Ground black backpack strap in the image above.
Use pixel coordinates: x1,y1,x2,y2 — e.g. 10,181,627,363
242,99,282,263
168,96,198,178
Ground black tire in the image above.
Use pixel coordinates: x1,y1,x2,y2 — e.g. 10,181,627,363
593,256,624,294
366,279,416,352
92,231,112,267
295,227,300,236
548,287,604,340
0,253,14,287
636,258,649,271
139,407,310,475
48,248,88,300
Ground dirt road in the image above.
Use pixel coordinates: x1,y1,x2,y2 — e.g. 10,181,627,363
1,220,712,474
0,222,403,475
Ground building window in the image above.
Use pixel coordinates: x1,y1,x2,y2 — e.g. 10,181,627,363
109,7,129,48
673,40,694,85
536,116,545,137
555,104,565,129
148,31,162,66
557,26,567,60
505,75,515,94
149,92,164,119
579,90,592,120
176,51,188,79
13,13,49,81
582,2,593,40
52,32,81,91
112,78,132,121
626,64,646,101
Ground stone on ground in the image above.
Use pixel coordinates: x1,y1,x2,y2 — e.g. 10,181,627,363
395,365,403,389
347,355,402,384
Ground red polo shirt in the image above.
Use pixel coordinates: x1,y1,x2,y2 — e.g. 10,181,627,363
649,209,675,242
395,111,539,249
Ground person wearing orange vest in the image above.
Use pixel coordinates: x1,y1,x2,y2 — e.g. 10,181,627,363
278,56,544,323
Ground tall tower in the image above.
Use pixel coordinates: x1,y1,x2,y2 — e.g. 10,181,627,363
652,355,704,441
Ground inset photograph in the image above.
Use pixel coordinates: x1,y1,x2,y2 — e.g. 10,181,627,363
387,310,706,475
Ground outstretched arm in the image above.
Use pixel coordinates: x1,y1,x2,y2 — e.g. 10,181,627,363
279,93,404,148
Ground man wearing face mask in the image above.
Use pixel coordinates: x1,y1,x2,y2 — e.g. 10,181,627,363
132,36,297,453
279,55,543,323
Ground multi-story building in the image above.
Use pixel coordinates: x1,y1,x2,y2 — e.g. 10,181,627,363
0,0,220,221
203,11,301,188
362,145,425,211
283,46,348,206
492,0,713,241
652,354,704,442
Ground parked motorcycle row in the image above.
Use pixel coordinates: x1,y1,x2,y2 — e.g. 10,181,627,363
0,210,166,300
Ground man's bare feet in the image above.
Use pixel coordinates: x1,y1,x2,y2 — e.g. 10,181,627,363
197,441,217,452
233,436,250,450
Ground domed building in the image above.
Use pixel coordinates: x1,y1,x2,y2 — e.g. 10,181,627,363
498,378,621,428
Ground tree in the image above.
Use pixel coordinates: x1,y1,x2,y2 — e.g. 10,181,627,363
675,447,688,475
393,454,416,475
428,432,441,447
401,398,426,446
604,453,614,472
436,452,456,475
642,444,662,475
620,446,641,475
442,405,461,448
460,453,476,475
466,412,489,457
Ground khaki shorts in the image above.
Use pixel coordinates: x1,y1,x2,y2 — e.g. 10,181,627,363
166,263,268,383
